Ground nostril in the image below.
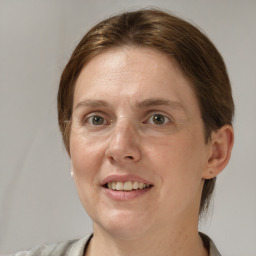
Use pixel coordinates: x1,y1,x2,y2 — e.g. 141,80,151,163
125,156,134,160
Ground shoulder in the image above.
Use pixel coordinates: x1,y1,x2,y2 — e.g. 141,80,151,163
209,239,222,256
199,232,222,256
8,235,91,256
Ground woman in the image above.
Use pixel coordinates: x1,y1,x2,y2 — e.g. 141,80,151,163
12,8,234,256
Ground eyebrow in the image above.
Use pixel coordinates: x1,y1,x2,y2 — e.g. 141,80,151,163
135,98,185,110
74,98,185,111
75,99,110,110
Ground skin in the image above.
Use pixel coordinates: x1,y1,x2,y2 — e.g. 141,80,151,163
69,47,234,256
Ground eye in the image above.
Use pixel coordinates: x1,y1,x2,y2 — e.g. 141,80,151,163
87,115,107,125
147,114,171,125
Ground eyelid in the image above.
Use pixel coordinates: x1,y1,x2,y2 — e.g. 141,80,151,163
147,115,170,125
88,115,108,125
143,111,173,124
82,112,111,125
80,110,173,126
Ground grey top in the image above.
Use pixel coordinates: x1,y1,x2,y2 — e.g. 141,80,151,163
209,239,222,256
7,234,221,256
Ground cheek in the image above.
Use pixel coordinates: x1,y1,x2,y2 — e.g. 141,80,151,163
70,133,105,180
70,134,106,213
147,132,207,189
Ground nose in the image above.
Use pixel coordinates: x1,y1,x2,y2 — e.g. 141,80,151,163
105,118,142,164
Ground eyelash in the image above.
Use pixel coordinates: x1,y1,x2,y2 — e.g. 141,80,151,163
145,114,171,125
86,115,109,126
83,113,172,126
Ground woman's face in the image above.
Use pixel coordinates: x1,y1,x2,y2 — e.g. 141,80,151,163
70,47,211,238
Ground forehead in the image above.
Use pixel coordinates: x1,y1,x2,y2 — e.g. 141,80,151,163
73,46,200,115
78,46,182,79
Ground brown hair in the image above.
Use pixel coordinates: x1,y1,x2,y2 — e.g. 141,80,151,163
58,9,234,215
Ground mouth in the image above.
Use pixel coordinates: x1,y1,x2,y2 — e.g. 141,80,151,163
101,175,154,200
103,181,153,191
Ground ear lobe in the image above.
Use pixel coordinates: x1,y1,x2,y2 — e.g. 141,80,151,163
70,163,75,179
203,125,234,179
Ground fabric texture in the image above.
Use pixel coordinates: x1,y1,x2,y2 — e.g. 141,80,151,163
7,233,221,256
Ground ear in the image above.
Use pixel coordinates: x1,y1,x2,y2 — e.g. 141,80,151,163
202,125,234,179
70,163,75,179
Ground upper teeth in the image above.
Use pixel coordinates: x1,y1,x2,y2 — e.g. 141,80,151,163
107,181,150,191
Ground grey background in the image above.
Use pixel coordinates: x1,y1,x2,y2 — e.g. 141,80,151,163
0,0,255,255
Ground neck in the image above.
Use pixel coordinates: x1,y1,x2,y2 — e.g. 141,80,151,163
85,220,208,256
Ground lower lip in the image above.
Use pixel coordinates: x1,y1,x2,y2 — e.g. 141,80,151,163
103,187,152,201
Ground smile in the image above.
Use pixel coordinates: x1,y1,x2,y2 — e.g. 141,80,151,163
101,175,154,200
105,181,152,191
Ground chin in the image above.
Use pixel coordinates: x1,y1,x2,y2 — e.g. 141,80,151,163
93,208,152,240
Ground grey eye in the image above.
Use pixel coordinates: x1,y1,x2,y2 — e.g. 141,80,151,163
89,115,106,125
